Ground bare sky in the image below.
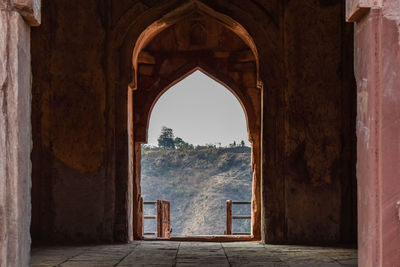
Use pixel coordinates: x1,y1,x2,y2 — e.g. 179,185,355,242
147,70,250,147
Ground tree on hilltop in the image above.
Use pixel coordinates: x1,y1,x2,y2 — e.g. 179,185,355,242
158,126,175,149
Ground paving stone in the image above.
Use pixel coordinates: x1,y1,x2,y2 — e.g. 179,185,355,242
31,241,357,266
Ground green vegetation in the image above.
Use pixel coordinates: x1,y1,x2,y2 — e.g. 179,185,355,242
157,126,175,149
142,127,252,236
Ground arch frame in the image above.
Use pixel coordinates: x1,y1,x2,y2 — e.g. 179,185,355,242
128,1,263,241
106,0,284,243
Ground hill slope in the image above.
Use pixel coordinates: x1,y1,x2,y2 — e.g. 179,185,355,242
141,146,252,236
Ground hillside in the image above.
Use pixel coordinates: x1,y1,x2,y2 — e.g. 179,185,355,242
141,146,252,236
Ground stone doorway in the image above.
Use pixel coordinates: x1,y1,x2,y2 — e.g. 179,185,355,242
128,2,263,241
3,0,400,266
29,0,357,246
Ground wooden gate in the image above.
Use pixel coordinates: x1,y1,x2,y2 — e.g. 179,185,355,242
156,200,171,238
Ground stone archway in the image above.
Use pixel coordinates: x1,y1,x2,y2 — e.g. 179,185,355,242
7,0,400,266
128,2,263,240
0,0,397,266
26,0,363,255
104,0,357,245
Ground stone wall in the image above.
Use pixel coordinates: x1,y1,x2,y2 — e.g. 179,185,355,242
348,0,400,266
31,0,109,243
282,0,357,244
262,0,357,244
0,0,40,266
3,0,400,265
30,0,357,245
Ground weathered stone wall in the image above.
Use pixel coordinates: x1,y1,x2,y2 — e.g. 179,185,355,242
31,0,109,243
262,0,357,245
348,0,400,266
282,0,357,244
30,0,357,245
0,0,40,265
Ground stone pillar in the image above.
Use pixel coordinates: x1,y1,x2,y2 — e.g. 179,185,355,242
347,1,400,266
0,0,40,266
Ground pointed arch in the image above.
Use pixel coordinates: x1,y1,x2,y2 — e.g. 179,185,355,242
126,0,263,241
129,0,261,91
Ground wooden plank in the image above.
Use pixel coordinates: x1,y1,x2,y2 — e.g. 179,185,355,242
157,200,171,238
157,200,162,237
144,201,157,205
226,200,232,235
233,216,251,220
161,200,171,238
232,232,251,235
232,201,251,205
139,197,144,238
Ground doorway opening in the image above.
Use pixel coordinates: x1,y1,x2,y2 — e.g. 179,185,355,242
128,2,262,241
141,70,253,239
27,0,357,249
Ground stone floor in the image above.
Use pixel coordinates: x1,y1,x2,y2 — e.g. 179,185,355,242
31,241,357,267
